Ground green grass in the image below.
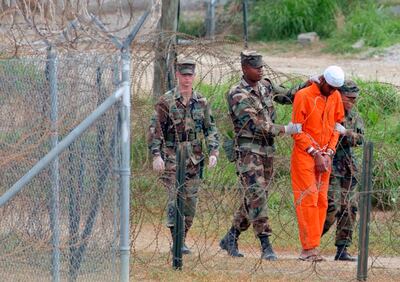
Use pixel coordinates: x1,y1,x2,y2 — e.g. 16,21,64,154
251,0,338,40
178,16,206,38
247,0,400,54
379,0,400,5
327,1,400,53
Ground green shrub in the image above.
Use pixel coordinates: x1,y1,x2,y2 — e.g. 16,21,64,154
195,78,237,134
178,17,206,38
354,80,400,209
251,0,339,40
327,1,400,52
196,81,230,113
355,80,400,141
370,145,400,209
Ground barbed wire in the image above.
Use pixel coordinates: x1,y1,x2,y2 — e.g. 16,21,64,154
0,0,162,56
0,4,399,281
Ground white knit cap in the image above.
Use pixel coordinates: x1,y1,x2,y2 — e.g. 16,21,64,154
323,65,345,88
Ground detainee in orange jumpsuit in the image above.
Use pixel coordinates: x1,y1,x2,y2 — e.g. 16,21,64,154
291,66,345,261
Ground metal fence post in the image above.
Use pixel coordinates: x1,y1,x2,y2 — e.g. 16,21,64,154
112,55,121,280
242,0,249,48
119,48,131,282
357,141,374,281
206,0,216,40
173,144,186,270
47,46,60,282
88,11,149,281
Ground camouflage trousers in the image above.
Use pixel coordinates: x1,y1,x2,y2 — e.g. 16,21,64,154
232,150,274,236
160,151,202,232
323,175,358,247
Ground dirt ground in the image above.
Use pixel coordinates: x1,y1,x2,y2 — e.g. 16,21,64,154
254,42,400,87
132,224,400,281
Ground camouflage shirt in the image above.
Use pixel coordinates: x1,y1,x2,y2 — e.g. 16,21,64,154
227,77,295,155
332,110,365,177
148,88,219,164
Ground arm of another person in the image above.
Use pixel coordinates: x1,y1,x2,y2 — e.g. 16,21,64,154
349,114,365,146
272,81,309,105
327,92,345,152
148,100,169,157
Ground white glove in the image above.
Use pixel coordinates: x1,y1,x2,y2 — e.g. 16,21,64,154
284,122,302,134
152,155,165,172
335,123,346,134
208,155,217,168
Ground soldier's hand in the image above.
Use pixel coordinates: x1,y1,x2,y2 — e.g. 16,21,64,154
345,129,354,136
152,155,165,172
273,125,285,136
345,129,360,139
208,155,217,168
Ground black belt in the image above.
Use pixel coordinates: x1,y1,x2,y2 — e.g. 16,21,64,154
179,133,192,142
169,132,197,142
237,136,268,146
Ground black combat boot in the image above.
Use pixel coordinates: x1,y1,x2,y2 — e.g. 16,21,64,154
335,245,357,261
219,227,244,257
169,227,191,255
258,235,277,261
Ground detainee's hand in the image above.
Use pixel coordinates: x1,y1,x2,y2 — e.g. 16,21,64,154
152,155,165,172
208,156,217,168
323,155,332,170
314,152,328,173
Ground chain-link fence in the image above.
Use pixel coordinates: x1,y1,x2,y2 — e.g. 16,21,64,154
0,53,123,281
0,1,399,279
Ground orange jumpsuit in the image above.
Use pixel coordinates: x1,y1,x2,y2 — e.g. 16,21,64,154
291,83,344,250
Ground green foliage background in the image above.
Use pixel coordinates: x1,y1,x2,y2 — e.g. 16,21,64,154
327,2,400,52
251,0,339,39
250,0,400,52
178,0,400,53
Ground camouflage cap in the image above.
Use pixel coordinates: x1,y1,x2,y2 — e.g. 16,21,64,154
240,50,263,68
340,80,360,98
176,56,196,75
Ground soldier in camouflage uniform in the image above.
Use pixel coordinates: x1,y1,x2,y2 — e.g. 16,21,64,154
321,80,364,261
219,51,300,260
148,57,219,254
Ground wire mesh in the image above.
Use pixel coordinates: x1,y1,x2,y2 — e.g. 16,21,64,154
0,53,121,281
0,1,398,280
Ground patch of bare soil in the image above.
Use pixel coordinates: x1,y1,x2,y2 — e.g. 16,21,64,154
255,42,400,86
132,224,400,281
